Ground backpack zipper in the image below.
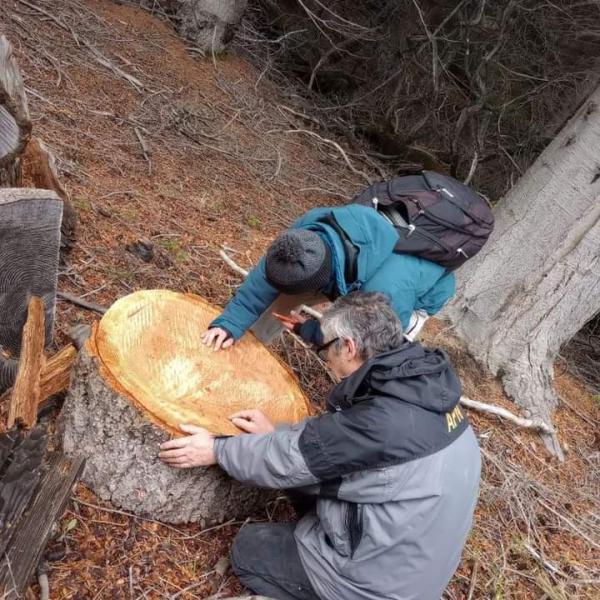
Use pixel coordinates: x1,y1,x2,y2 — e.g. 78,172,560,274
410,225,451,253
434,185,492,226
417,207,478,236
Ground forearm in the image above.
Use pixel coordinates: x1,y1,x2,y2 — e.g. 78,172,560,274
210,258,279,339
214,423,320,489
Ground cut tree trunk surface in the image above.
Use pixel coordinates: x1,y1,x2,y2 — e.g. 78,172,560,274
61,290,310,523
0,188,63,392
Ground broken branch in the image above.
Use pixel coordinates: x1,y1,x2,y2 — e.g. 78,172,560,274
57,291,107,314
459,396,555,434
8,296,46,428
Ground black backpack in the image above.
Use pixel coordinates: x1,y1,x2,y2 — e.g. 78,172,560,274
352,171,494,270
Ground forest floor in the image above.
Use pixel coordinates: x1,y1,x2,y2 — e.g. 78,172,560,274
1,1,599,598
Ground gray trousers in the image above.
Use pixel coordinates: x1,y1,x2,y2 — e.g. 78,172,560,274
231,523,320,600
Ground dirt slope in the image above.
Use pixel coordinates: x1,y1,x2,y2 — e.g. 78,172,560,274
1,1,598,598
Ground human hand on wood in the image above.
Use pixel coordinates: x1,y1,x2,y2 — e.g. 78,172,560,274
201,327,234,351
272,311,307,332
159,424,216,468
229,409,275,434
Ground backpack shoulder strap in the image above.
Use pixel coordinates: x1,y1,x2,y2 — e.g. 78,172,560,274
317,213,358,284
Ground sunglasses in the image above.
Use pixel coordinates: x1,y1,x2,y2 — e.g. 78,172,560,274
314,337,340,361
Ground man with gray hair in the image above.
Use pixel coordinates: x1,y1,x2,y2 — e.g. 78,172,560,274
160,292,481,600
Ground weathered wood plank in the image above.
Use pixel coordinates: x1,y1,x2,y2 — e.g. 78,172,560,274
0,425,47,559
7,297,46,429
0,452,84,599
0,35,31,186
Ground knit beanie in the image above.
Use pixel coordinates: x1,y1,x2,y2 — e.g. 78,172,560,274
265,230,332,294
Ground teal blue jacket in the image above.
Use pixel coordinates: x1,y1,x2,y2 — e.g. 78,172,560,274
211,205,455,339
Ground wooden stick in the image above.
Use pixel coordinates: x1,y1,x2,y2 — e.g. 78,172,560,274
134,127,152,175
298,304,322,320
7,297,45,429
219,248,248,277
459,396,555,434
283,129,372,184
57,291,107,314
466,559,479,600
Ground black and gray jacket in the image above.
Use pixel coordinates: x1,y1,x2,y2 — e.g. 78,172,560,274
215,343,481,600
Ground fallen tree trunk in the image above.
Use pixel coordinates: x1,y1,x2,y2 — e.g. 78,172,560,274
61,289,310,524
0,35,31,186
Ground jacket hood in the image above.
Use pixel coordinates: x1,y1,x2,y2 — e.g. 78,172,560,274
328,342,462,415
293,205,399,294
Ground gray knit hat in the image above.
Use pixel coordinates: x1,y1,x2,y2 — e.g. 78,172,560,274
265,230,332,294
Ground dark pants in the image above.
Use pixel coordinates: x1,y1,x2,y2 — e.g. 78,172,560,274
231,523,320,600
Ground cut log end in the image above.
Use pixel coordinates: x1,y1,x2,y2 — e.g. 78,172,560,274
90,290,310,435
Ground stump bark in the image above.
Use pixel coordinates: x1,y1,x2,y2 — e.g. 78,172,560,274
61,290,310,524
0,35,31,187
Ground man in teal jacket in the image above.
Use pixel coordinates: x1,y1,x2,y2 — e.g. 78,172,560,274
202,204,455,350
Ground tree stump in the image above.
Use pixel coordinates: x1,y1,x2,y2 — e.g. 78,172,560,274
0,35,31,186
61,290,310,524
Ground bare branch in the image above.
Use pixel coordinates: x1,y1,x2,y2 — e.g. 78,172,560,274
282,129,372,183
459,396,555,434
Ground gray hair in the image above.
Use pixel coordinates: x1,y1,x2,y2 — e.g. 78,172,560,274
320,292,404,360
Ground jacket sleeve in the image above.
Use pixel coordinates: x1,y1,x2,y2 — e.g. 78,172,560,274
387,288,417,331
214,421,321,489
416,271,456,316
209,257,279,340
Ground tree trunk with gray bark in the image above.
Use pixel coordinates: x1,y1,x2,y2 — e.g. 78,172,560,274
133,0,248,52
0,35,31,186
446,85,600,457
